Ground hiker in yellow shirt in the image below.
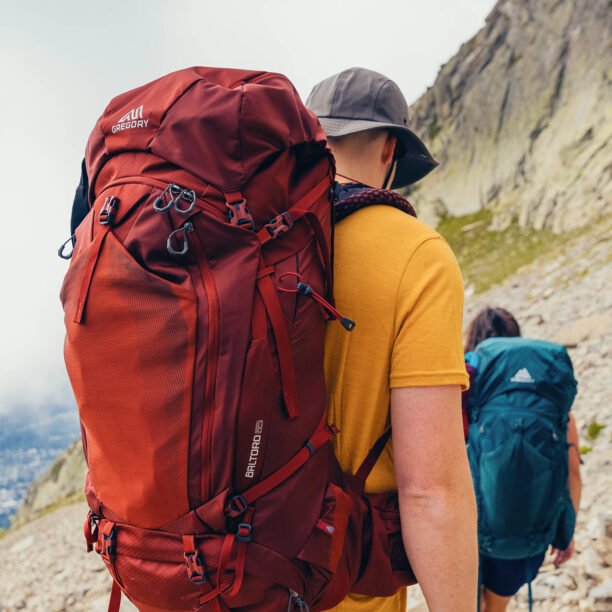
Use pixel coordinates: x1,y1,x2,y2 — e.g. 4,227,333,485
306,68,478,612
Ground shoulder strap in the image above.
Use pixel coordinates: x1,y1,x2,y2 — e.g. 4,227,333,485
354,429,392,490
334,182,416,223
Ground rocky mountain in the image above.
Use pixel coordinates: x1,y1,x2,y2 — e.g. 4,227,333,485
407,0,612,232
0,404,80,529
10,439,87,528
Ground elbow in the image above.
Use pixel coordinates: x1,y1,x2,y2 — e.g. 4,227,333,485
396,476,477,515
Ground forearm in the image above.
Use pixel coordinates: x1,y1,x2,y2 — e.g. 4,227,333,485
398,473,478,610
569,467,581,515
567,414,582,516
391,385,478,610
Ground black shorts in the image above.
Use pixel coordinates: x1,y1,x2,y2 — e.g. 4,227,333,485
480,552,546,597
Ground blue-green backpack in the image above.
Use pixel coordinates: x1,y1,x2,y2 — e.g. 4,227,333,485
465,337,577,560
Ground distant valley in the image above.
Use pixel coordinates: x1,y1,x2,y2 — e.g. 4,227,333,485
0,404,79,529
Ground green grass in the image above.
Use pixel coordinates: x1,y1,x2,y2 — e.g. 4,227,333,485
437,209,560,293
49,456,65,482
579,446,593,455
509,53,522,67
586,421,607,442
26,491,85,523
428,114,442,141
436,210,605,294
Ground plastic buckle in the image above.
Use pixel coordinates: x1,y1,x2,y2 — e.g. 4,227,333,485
229,494,248,516
265,212,293,239
84,510,99,552
101,527,116,556
226,200,255,231
236,523,252,543
184,551,208,584
99,196,119,226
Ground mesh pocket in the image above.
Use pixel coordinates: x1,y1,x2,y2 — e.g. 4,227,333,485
63,232,197,528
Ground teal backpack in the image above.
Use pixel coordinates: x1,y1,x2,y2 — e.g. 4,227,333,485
465,337,577,560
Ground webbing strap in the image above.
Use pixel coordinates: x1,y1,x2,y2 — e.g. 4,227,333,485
108,580,121,612
257,175,333,299
355,429,392,488
256,176,330,246
83,510,98,552
74,224,110,323
528,581,533,612
226,415,331,516
197,510,253,609
257,271,299,419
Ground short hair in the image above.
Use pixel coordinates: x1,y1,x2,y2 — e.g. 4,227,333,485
326,128,389,152
464,307,521,353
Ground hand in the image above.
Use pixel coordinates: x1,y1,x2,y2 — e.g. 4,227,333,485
551,538,574,567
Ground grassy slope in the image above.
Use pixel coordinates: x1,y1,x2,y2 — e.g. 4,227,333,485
436,210,601,294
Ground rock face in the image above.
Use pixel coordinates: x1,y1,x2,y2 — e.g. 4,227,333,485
11,439,87,528
408,0,612,232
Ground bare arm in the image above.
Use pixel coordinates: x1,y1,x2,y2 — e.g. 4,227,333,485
566,413,582,514
391,385,478,612
551,413,582,566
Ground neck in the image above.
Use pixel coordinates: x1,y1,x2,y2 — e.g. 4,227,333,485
333,157,383,189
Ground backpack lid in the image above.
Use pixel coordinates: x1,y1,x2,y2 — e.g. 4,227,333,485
469,337,577,412
86,67,328,199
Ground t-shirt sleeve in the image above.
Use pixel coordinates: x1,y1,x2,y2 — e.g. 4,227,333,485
390,236,469,389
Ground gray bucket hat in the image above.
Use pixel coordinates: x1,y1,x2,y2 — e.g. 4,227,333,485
305,67,438,188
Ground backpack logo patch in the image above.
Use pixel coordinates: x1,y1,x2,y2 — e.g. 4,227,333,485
510,368,535,383
245,420,264,478
112,105,149,133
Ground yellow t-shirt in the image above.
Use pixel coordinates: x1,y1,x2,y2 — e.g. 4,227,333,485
324,205,469,612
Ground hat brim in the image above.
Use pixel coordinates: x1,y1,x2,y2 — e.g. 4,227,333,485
318,117,438,188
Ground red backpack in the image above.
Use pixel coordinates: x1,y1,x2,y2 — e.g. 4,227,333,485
60,66,415,612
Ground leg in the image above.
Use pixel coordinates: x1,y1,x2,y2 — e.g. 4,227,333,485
481,586,512,612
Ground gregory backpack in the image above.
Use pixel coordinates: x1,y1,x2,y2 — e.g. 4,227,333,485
60,67,416,612
465,337,577,560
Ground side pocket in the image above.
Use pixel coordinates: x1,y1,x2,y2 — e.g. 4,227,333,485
296,482,352,574
62,231,197,528
351,492,416,597
552,497,576,551
480,435,554,535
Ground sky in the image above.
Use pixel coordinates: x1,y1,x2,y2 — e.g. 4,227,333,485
0,0,497,412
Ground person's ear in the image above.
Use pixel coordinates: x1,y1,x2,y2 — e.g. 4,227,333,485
381,133,397,165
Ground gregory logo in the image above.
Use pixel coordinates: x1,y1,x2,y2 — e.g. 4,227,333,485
510,368,535,383
111,105,149,133
244,420,264,479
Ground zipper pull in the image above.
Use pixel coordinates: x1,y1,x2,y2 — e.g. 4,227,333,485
167,221,194,256
297,282,355,331
278,272,355,331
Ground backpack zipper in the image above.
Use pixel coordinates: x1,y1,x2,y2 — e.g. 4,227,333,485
189,230,220,503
